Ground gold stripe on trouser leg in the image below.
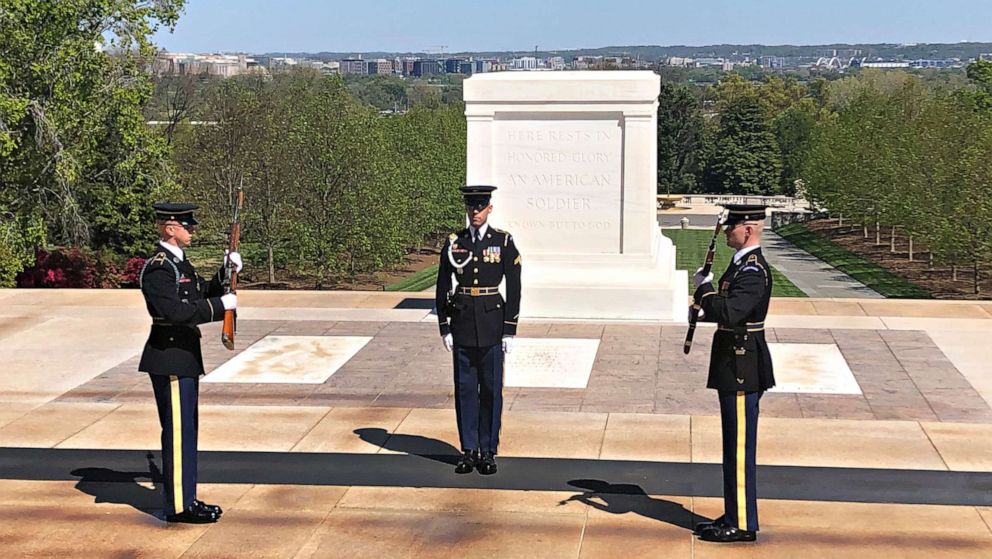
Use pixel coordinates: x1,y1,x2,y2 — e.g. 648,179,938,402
170,376,183,514
736,391,747,531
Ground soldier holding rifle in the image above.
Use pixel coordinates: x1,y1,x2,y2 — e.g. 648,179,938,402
138,202,243,523
686,204,776,543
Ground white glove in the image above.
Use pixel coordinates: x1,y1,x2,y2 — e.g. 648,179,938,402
688,305,705,322
502,336,514,354
221,293,238,310
225,249,244,273
693,267,714,288
442,334,453,352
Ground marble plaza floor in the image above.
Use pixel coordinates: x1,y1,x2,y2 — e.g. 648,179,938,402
1,288,991,557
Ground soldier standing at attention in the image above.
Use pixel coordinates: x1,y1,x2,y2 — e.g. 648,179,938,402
691,204,775,543
139,203,242,523
435,185,522,476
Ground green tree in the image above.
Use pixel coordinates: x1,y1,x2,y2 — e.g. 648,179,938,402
772,99,821,195
964,59,992,111
0,0,185,254
703,95,782,195
174,74,298,285
657,82,706,194
382,104,466,246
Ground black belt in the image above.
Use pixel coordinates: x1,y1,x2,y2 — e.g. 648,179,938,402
456,286,500,296
717,321,765,332
151,321,197,330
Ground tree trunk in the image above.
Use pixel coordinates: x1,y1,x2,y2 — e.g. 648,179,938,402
928,252,933,269
890,226,896,253
863,223,869,239
267,245,276,284
953,265,958,281
838,213,843,227
975,261,981,295
875,220,881,245
908,236,914,262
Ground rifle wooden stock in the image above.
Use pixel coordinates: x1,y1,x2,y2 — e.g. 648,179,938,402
221,190,243,350
684,216,724,354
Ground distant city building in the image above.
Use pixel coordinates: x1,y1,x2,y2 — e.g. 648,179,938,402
399,58,417,76
760,56,786,69
854,59,910,68
909,58,964,69
366,59,394,75
695,57,726,66
547,56,566,70
268,56,298,67
665,56,697,67
339,57,365,75
154,53,263,77
511,56,538,70
300,59,340,75
412,59,442,77
444,58,466,73
980,53,992,62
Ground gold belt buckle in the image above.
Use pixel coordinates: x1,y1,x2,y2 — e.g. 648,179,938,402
470,287,480,296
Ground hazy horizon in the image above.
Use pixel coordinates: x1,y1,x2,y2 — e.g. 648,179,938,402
154,0,992,54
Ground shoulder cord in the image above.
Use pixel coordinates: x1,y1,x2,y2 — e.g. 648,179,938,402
138,257,181,291
447,242,473,270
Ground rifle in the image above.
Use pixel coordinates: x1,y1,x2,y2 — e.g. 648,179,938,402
683,214,725,354
221,188,244,350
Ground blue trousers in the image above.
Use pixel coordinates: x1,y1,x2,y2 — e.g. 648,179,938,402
452,345,504,453
149,374,199,516
718,390,762,532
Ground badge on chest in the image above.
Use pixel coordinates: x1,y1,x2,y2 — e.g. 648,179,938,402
483,246,501,264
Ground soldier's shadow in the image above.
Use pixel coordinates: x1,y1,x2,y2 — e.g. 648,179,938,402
354,428,460,466
561,479,708,531
70,453,163,519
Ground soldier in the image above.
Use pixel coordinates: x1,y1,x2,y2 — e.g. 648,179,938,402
138,203,242,523
435,185,522,475
690,204,775,543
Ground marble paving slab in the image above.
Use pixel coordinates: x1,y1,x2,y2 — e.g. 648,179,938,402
768,342,862,395
203,336,372,384
504,338,600,389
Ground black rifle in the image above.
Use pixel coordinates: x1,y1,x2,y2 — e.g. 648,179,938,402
684,215,724,354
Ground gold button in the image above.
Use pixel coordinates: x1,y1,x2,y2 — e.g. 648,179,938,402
474,257,478,262
473,268,478,273
473,279,479,285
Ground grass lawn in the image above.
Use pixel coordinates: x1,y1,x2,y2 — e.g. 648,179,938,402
662,229,807,298
385,264,439,292
774,223,931,299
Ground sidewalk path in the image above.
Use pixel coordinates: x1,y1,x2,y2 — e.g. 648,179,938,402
762,230,883,298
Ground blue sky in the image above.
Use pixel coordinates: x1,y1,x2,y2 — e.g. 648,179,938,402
154,0,992,53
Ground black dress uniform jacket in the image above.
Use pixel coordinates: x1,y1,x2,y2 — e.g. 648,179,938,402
694,248,776,392
138,245,226,377
435,227,522,348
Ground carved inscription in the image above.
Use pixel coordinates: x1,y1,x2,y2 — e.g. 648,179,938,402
493,119,623,254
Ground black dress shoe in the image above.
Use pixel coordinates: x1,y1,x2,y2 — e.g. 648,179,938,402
698,524,757,543
693,515,725,535
166,507,220,524
192,499,223,516
477,452,497,475
454,451,476,474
